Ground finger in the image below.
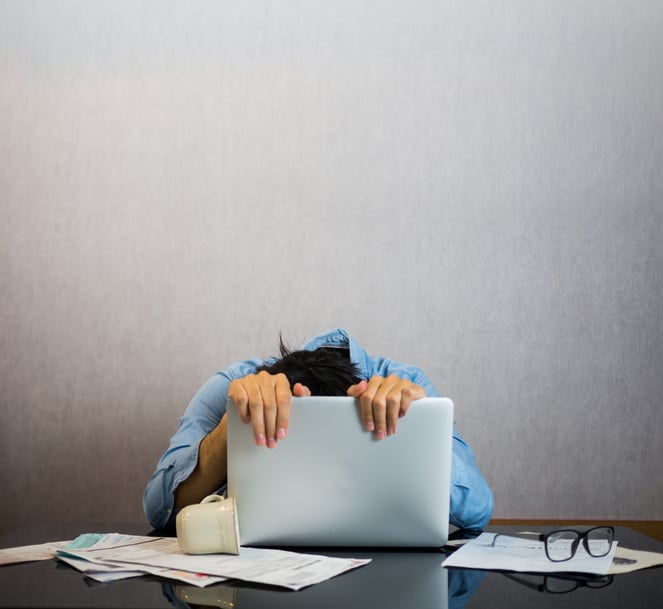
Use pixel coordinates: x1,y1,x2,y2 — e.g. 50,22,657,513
240,374,265,446
386,380,426,435
396,381,425,418
358,376,384,435
384,378,414,435
380,376,416,435
228,380,251,424
257,371,282,448
384,386,402,436
293,382,312,397
346,379,368,397
370,375,403,440
274,374,293,442
246,383,266,447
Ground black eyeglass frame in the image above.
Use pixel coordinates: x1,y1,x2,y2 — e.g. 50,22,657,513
492,526,615,562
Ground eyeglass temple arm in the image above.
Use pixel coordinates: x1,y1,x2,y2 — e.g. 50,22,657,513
491,531,546,547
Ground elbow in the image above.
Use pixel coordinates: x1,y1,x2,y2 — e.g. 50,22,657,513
143,490,178,531
143,487,167,530
143,468,177,531
450,481,494,531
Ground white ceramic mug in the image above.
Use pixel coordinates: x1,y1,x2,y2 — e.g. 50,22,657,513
176,495,240,555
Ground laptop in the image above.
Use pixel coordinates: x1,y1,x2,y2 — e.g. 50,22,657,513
227,396,454,547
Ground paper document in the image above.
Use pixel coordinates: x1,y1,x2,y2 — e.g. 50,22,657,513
56,534,227,586
55,533,370,590
442,532,617,575
0,540,72,566
55,553,148,583
610,546,663,574
56,551,227,586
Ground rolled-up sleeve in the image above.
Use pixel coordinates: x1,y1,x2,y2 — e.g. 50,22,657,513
143,438,202,529
448,432,494,530
143,370,241,529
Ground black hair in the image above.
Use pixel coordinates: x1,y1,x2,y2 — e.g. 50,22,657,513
256,336,362,396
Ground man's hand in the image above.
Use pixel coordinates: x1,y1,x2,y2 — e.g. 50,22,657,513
228,371,311,448
347,374,425,440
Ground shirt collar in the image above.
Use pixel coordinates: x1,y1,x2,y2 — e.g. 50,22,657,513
300,328,370,380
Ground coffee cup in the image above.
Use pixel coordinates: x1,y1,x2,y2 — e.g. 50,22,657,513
176,494,240,555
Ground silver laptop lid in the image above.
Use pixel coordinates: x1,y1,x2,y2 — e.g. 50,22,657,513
227,396,453,547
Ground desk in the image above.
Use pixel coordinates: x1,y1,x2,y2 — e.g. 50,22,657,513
1,524,661,608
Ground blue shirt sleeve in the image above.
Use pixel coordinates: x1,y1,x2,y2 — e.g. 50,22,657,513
448,433,494,530
143,362,257,529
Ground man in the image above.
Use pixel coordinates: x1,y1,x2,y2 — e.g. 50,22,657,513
143,328,494,530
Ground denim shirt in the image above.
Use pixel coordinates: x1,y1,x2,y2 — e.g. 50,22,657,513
143,328,494,531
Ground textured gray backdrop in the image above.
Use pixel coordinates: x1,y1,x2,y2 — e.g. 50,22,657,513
1,1,662,535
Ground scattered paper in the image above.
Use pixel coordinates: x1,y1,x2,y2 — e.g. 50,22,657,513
55,533,370,590
0,540,72,566
442,532,617,575
57,552,227,586
610,546,663,574
55,535,228,586
55,553,147,583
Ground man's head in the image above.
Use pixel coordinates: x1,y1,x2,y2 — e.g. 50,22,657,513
257,337,362,396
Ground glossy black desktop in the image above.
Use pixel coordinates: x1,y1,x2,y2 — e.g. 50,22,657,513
0,524,661,608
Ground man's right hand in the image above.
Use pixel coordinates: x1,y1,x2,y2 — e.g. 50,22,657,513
228,371,311,448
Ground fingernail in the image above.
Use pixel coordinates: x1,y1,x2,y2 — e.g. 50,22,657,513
267,438,277,448
255,434,266,446
387,427,394,436
366,422,375,431
277,427,286,439
376,430,385,440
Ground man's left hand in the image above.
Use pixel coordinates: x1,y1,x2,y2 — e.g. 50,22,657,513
347,375,425,440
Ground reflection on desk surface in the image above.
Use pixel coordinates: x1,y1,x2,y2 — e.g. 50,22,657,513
162,554,486,609
163,563,654,609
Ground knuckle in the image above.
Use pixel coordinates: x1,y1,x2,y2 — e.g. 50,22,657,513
373,395,387,411
404,390,416,400
360,392,374,407
385,392,400,408
401,385,415,399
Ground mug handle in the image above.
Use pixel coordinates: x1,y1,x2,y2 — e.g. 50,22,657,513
200,494,224,504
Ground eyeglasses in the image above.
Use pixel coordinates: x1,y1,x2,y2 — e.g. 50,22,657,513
492,526,615,562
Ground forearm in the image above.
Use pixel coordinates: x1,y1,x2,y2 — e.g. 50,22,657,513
174,414,228,508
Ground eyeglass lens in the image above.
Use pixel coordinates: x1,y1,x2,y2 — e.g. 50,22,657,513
546,531,580,561
546,527,613,561
585,526,613,556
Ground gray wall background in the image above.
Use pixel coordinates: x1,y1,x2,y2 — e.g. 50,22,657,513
1,1,662,536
